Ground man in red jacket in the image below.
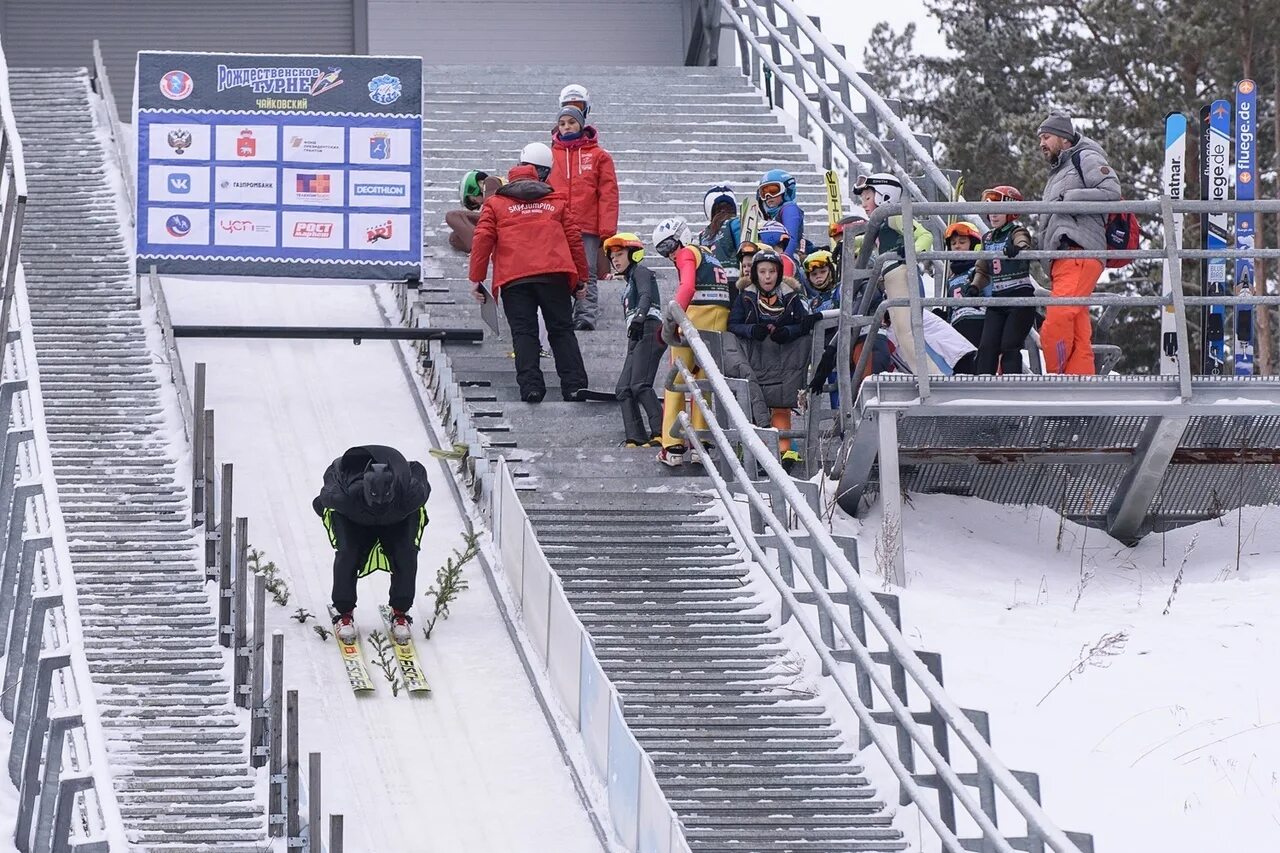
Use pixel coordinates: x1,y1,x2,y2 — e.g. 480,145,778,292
470,158,590,403
550,106,619,332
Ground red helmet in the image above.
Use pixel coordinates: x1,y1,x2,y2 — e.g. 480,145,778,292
980,185,1023,202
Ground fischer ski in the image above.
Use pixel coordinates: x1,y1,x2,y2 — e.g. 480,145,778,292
824,169,843,248
1234,80,1257,375
329,607,375,693
1201,101,1232,375
1160,112,1187,375
378,605,431,694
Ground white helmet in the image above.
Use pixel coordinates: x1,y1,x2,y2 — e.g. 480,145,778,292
703,185,737,221
518,141,553,169
559,83,591,117
858,172,903,207
652,217,692,252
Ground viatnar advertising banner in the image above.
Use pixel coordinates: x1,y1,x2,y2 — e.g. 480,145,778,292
135,51,422,280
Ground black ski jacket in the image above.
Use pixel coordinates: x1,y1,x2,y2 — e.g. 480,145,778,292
311,445,430,526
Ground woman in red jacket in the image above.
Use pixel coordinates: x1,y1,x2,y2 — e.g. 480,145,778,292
550,106,619,332
469,154,590,404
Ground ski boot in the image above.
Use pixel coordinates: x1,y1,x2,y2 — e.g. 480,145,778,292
691,441,716,467
332,611,357,644
389,609,414,645
658,444,686,467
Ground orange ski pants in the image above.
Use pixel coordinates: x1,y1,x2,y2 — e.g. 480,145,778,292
1042,258,1103,375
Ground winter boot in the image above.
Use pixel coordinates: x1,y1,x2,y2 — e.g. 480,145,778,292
332,611,357,644
658,444,686,467
389,609,414,645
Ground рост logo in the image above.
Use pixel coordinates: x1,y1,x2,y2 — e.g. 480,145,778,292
167,173,191,194
368,75,402,105
293,222,335,238
167,129,193,154
366,220,394,242
165,214,192,238
160,70,193,101
369,132,391,160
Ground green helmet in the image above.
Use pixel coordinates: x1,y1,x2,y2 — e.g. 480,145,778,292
459,170,489,207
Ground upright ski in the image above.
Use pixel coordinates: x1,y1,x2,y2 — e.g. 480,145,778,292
739,196,762,245
328,607,375,693
1159,112,1188,375
378,605,432,694
1201,100,1232,375
824,170,843,248
1234,80,1257,375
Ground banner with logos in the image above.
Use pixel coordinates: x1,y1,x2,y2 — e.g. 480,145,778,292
135,51,422,280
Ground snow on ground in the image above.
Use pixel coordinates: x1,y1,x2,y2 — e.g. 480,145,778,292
164,278,603,853
826,492,1280,852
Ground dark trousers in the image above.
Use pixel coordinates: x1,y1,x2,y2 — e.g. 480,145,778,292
976,305,1036,375
330,511,422,614
615,318,667,443
501,278,588,398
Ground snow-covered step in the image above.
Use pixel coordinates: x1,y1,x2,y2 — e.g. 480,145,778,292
10,65,269,850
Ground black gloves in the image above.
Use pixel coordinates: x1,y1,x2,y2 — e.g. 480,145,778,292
770,326,795,344
963,283,981,298
800,313,819,333
627,321,644,341
751,324,771,341
1003,240,1022,259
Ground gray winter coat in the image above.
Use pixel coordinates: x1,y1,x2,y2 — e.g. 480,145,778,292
1038,135,1122,271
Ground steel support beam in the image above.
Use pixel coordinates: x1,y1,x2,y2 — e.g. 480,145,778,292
1106,417,1189,544
171,325,484,343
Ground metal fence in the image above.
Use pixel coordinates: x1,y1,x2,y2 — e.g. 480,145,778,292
669,304,1094,853
0,38,128,848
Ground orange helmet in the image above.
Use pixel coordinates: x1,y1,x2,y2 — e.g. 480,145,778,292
944,221,983,243
980,185,1023,203
603,232,645,265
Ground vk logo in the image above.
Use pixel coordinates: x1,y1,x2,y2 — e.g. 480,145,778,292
168,173,191,194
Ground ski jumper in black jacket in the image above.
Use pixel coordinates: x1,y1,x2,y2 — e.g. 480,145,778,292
312,445,431,616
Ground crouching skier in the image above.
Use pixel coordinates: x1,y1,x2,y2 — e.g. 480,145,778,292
313,445,430,645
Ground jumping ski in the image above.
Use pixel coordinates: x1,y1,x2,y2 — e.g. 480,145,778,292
329,607,375,693
739,196,762,244
378,605,432,694
1234,79,1257,375
1160,111,1187,375
824,169,843,248
1201,100,1232,375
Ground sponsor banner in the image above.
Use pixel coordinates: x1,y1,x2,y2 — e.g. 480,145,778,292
348,169,411,209
282,211,345,250
348,213,411,252
283,125,347,163
213,166,278,205
281,168,345,207
148,123,211,161
215,124,278,161
214,208,277,247
148,165,211,203
135,52,422,279
348,127,412,166
147,207,210,246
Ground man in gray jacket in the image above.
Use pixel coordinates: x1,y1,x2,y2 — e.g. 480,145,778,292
1037,113,1122,374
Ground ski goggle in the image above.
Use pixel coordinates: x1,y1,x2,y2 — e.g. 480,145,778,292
736,241,760,260
758,182,785,199
655,236,681,257
981,189,1017,203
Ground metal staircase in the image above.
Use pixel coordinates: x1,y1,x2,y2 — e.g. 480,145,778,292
413,65,906,851
9,68,269,852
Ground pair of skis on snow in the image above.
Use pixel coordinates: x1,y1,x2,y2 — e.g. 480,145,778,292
1161,81,1257,377
331,605,431,695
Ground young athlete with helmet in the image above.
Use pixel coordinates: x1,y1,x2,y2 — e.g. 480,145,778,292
606,232,667,447
652,217,731,466
968,185,1036,375
756,169,805,260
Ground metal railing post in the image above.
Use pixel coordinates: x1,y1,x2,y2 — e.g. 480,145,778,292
308,752,322,852
192,363,206,529
50,771,95,853
250,571,267,766
203,410,216,577
900,196,931,400
269,631,285,836
330,814,344,853
14,650,71,809
287,690,301,845
3,536,49,716
0,479,40,657
30,710,81,853
218,462,232,645
233,516,249,705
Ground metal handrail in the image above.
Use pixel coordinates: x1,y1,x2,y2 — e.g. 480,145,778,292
0,38,29,355
90,40,134,228
669,304,1088,853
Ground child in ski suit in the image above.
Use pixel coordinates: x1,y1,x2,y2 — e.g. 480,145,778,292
969,186,1036,375
445,169,503,253
314,445,430,645
756,169,805,261
699,185,741,268
653,217,731,466
607,233,667,447
728,250,814,471
941,221,986,352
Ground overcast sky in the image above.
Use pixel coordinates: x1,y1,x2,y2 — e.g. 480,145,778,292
796,0,949,63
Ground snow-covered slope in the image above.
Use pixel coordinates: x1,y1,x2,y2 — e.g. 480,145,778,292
164,278,604,852
835,493,1280,852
